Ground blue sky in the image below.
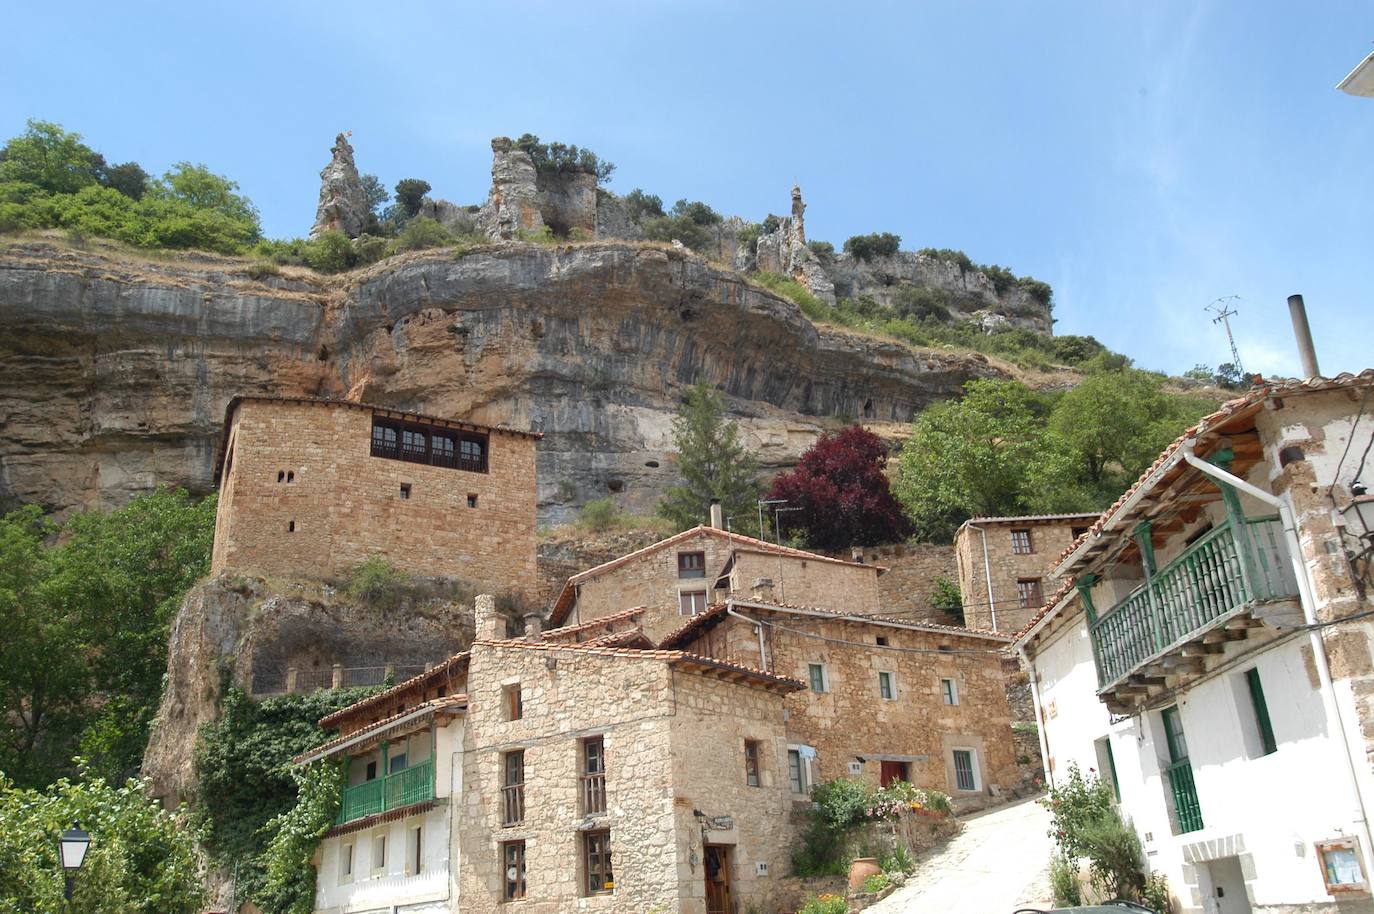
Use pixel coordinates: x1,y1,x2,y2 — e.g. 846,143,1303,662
4,1,1371,378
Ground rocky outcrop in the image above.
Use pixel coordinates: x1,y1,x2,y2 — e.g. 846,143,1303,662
0,237,1005,523
309,133,369,239
477,137,546,239
417,196,481,235
755,185,836,304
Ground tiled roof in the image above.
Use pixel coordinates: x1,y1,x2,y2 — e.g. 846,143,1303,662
542,606,647,641
318,651,470,729
294,695,468,764
659,599,1011,650
474,637,806,692
215,394,540,478
1053,371,1374,578
548,525,885,626
958,512,1101,528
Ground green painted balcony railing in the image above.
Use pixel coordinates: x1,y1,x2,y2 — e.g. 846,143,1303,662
1089,516,1297,690
337,757,435,825
1165,759,1204,833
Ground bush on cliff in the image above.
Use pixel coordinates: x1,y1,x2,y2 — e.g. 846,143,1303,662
843,231,901,261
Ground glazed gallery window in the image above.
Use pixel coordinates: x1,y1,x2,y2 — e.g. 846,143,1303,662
583,830,614,895
371,418,488,473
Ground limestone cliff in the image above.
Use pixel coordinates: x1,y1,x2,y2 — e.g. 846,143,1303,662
0,237,1004,523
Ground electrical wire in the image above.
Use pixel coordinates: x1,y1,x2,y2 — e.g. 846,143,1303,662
1328,383,1373,499
748,615,1009,656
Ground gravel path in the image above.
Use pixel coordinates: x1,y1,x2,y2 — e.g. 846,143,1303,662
866,796,1055,914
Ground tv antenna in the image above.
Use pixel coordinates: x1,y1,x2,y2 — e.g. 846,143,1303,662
1205,295,1244,376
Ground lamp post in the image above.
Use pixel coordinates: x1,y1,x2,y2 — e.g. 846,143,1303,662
58,822,91,902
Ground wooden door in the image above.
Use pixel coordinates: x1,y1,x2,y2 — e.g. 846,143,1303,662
704,845,732,914
880,760,909,787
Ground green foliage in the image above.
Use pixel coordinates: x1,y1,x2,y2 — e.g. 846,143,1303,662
194,688,375,904
579,497,624,533
393,178,431,218
514,133,616,183
750,271,828,321
1140,871,1173,913
930,576,963,614
0,120,105,194
657,382,762,536
760,214,781,235
641,199,723,253
881,843,916,875
919,247,1054,310
1042,763,1117,858
0,766,204,914
798,893,847,914
807,239,835,259
154,162,259,224
862,872,892,893
811,777,875,830
1050,853,1083,907
1214,362,1245,389
1079,811,1146,901
103,161,149,200
843,232,901,260
735,221,762,249
359,173,389,215
0,490,216,787
301,230,356,273
256,761,345,914
343,556,407,612
919,247,974,273
891,285,954,323
621,188,664,221
247,261,281,280
390,217,452,253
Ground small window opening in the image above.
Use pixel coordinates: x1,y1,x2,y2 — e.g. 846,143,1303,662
744,740,761,787
400,483,411,500
876,636,889,647
287,470,294,483
277,470,285,483
467,494,479,508
504,683,523,721
644,460,660,468
607,479,625,493
862,397,875,419
288,520,296,532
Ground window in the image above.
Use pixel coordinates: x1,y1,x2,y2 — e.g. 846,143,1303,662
1071,525,1090,540
1243,668,1278,756
502,750,525,826
1017,578,1044,609
467,493,479,508
431,433,455,466
1317,838,1370,895
744,740,761,787
365,760,378,780
339,842,354,885
390,752,408,773
678,590,708,615
678,551,706,578
371,831,388,874
401,427,428,461
371,418,489,473
1010,528,1034,554
878,671,895,700
399,483,411,499
583,830,614,895
502,840,527,901
372,423,398,457
459,437,485,471
875,636,889,647
1094,736,1120,801
582,736,606,816
505,683,523,720
788,748,810,794
953,749,978,792
808,663,828,693
407,825,423,875
941,678,958,705
287,520,296,532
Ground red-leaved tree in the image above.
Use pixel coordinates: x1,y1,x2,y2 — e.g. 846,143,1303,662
766,426,912,551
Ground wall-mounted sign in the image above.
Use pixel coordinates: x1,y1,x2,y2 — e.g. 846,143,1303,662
1317,837,1370,897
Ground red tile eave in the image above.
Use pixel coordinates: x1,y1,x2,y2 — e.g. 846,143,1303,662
326,799,438,838
294,695,468,764
318,652,470,730
542,606,647,641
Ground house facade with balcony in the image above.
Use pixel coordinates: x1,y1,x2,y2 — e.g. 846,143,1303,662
1014,371,1374,914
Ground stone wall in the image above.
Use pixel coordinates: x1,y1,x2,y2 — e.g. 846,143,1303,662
954,518,1094,633
687,612,1019,810
845,543,961,625
731,550,882,616
211,399,538,595
457,640,795,914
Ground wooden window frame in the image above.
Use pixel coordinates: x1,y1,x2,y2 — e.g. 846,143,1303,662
1317,837,1370,897
502,750,525,826
502,840,527,901
1010,528,1034,555
504,683,523,721
581,736,607,817
407,824,423,875
787,747,811,795
678,589,708,616
678,551,706,578
744,740,761,787
583,829,614,896
941,678,958,706
339,840,354,885
1017,578,1044,609
808,663,828,693
878,670,896,701
370,417,489,474
952,748,979,792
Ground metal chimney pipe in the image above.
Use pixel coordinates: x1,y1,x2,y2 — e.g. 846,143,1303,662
1287,294,1321,379
709,499,723,529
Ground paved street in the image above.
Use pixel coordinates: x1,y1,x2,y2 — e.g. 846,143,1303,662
867,797,1055,914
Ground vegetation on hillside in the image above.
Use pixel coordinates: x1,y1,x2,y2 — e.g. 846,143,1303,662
657,382,762,536
514,133,615,184
0,489,217,788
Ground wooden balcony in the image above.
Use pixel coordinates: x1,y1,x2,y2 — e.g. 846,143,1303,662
1089,516,1299,711
337,757,435,825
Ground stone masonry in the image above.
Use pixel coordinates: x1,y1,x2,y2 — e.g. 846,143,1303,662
954,514,1099,633
210,397,539,596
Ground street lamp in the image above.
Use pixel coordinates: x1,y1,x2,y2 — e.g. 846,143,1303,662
1341,484,1374,542
58,823,90,901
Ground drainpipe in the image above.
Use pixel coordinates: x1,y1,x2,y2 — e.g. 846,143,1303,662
727,601,769,671
1182,447,1374,875
1017,645,1055,790
967,523,998,630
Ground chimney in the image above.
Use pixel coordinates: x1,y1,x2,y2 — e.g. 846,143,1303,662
709,499,724,530
1287,294,1321,380
523,611,544,639
750,577,775,602
475,594,505,641
851,547,865,564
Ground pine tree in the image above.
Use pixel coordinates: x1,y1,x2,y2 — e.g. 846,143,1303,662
657,383,762,534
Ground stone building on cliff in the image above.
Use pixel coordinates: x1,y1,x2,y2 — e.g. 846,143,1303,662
210,396,539,593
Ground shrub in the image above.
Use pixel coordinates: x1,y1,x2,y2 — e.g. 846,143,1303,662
256,760,345,914
862,872,892,893
760,214,781,235
844,232,901,260
1042,763,1116,859
393,178,431,218
750,271,829,321
390,217,452,253
1140,871,1173,913
1050,853,1083,907
1079,811,1145,901
247,261,281,280
930,576,963,615
514,133,615,183
344,556,406,611
881,844,916,875
919,247,974,273
807,239,835,259
812,778,875,830
578,498,623,533
301,230,356,273
891,285,954,322
798,893,847,914
735,222,762,249
621,188,664,221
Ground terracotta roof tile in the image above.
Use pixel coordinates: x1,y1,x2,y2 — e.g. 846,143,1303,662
542,606,647,641
295,695,468,764
318,651,470,728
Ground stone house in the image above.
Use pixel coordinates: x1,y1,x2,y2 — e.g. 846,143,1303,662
211,396,539,593
548,521,887,644
660,598,1018,809
298,596,804,914
1013,371,1374,914
954,512,1099,632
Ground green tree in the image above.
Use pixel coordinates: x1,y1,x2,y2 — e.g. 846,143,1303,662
0,119,104,194
893,379,1073,540
657,383,762,534
359,173,389,214
101,161,149,199
256,761,345,914
393,178,431,218
153,162,260,227
0,767,204,914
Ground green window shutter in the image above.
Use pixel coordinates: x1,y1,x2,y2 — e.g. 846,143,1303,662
1104,739,1121,802
1246,668,1278,755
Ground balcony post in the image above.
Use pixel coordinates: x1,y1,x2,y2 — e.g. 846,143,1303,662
1132,521,1166,652
1208,448,1259,601
1077,575,1103,684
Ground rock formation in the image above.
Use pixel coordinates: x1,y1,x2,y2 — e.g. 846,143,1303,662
309,133,369,239
755,185,837,304
476,137,546,239
0,238,1004,523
